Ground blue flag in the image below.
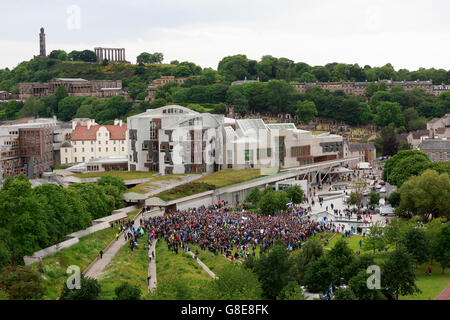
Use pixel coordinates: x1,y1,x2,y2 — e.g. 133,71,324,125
329,284,333,294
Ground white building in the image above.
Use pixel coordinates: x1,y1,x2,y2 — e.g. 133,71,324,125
60,118,128,165
127,105,345,175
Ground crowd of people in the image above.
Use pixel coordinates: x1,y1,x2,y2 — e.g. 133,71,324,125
136,202,331,261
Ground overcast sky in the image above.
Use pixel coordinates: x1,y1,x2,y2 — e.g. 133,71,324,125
1,0,449,71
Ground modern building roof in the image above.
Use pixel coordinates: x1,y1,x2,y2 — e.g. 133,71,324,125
72,124,127,141
61,141,73,148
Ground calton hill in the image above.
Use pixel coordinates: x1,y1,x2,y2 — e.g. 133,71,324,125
0,52,449,301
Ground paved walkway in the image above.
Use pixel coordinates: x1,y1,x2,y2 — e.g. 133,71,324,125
187,251,218,279
435,283,450,300
84,209,163,280
148,240,158,292
84,211,143,279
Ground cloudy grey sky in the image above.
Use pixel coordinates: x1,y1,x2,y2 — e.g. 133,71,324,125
1,0,449,70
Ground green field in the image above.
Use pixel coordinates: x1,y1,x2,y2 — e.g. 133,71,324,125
400,263,449,300
98,240,151,300
155,241,211,290
29,227,117,299
325,234,365,253
72,171,157,180
197,169,263,188
125,174,184,194
154,169,264,201
326,235,449,300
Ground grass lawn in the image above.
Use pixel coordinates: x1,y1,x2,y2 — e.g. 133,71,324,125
98,240,151,300
125,174,184,194
400,264,449,300
72,171,157,180
197,169,263,189
127,209,140,218
190,245,237,274
153,169,264,201
155,240,211,291
29,227,117,300
325,234,365,253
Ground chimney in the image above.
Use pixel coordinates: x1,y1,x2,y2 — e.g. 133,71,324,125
87,120,91,130
114,118,119,126
119,120,123,127
72,120,77,130
429,128,434,139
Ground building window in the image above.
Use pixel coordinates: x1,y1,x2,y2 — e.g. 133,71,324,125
106,141,108,145
91,147,93,152
99,141,101,145
75,157,77,162
114,147,116,152
142,143,148,150
150,121,157,139
106,147,108,152
244,149,253,161
82,157,85,162
122,147,124,151
82,148,84,152
99,148,101,152
74,148,77,152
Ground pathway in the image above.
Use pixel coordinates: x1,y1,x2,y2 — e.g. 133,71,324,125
148,239,158,292
84,211,143,279
187,251,218,279
84,208,163,279
435,283,450,300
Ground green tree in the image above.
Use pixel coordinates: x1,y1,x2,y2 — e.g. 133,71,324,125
218,54,250,82
369,191,381,206
245,187,261,205
430,222,450,274
285,185,304,204
60,275,101,300
303,254,334,293
398,228,430,266
375,101,405,127
383,150,430,182
363,221,386,254
276,281,305,300
49,50,68,61
296,100,318,123
136,52,152,64
398,169,450,219
347,192,363,207
254,241,293,299
58,96,81,121
204,264,263,300
292,238,323,283
17,96,45,118
382,247,421,300
114,282,141,300
0,266,43,300
348,270,386,300
334,287,357,300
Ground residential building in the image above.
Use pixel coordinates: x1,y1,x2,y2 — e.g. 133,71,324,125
407,129,430,149
0,117,59,180
343,141,377,168
293,79,444,96
60,119,128,165
427,114,450,139
127,105,345,175
418,138,450,162
18,78,124,101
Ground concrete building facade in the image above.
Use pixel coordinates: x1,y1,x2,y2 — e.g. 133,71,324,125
127,105,345,175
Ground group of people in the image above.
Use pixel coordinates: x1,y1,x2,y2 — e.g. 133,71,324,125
135,201,332,261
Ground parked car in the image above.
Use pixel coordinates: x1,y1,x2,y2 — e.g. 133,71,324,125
380,187,386,193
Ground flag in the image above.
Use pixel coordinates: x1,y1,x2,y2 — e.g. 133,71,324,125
329,284,333,294
286,199,293,207
321,217,327,225
275,209,278,215
323,291,329,300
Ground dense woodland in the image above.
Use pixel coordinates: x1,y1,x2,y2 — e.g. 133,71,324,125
0,175,127,267
1,52,449,135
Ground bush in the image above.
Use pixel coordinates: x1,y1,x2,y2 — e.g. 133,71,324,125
60,275,101,300
114,282,141,300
